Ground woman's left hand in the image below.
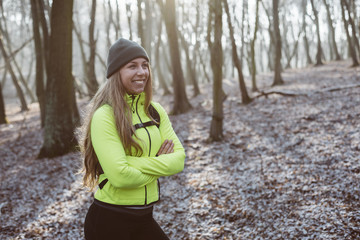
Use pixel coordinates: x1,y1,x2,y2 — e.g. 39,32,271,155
156,139,174,156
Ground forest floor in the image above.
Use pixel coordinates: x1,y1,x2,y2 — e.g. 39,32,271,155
1,60,360,240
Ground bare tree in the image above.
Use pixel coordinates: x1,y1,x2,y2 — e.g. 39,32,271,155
31,0,45,127
272,0,284,86
249,0,260,92
157,0,192,115
208,0,224,141
223,0,251,104
39,0,78,158
86,0,99,96
301,0,313,65
0,79,6,124
340,0,359,66
310,0,324,66
323,0,341,60
0,35,28,111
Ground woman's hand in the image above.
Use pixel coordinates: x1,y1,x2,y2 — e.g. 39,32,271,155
156,139,174,156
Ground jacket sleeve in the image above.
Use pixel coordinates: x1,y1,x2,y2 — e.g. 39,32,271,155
91,106,157,189
126,103,185,176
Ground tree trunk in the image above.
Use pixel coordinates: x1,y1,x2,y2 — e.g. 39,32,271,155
178,29,200,97
154,19,171,95
0,36,28,111
137,0,145,47
208,0,224,141
340,0,359,66
343,0,360,56
272,0,284,86
39,0,78,158
126,3,133,41
31,0,46,127
323,0,341,60
310,0,324,66
86,0,99,96
157,0,192,114
223,0,251,104
0,82,6,124
250,0,260,92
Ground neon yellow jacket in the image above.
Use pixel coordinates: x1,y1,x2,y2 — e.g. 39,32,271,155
91,93,185,206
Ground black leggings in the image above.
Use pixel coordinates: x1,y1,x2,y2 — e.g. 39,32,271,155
84,202,170,240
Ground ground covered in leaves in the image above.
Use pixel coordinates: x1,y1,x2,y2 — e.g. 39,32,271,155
1,60,360,239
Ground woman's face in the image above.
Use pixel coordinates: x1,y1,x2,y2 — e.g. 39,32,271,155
119,58,149,95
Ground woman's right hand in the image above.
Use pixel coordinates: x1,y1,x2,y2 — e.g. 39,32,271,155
156,139,174,156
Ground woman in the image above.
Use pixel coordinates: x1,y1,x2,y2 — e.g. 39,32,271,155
80,38,185,239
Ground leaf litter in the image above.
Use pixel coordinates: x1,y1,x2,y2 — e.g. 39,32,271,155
0,60,359,239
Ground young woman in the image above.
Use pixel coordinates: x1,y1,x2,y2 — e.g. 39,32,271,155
79,38,185,239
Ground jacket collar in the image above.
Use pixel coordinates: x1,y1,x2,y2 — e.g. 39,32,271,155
125,92,145,106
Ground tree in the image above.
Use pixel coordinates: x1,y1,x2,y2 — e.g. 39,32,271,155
223,0,251,104
301,0,313,65
39,0,78,158
340,0,359,66
272,0,284,86
208,0,224,141
0,34,28,112
157,0,192,115
310,0,324,66
323,0,341,60
249,0,260,92
31,0,46,127
0,81,6,124
86,0,99,96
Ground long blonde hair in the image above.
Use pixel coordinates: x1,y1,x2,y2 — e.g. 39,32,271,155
79,67,153,190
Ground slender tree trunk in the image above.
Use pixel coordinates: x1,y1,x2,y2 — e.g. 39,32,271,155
340,0,359,66
310,0,324,66
39,0,78,158
323,0,341,60
250,0,260,92
137,0,145,47
343,0,360,55
223,0,251,103
0,36,28,111
154,19,171,95
302,0,312,65
272,0,284,86
157,0,192,114
178,29,200,97
31,0,46,127
208,0,224,141
86,0,99,96
0,81,6,124
126,3,133,40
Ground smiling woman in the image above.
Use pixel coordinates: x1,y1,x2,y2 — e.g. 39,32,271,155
78,38,186,240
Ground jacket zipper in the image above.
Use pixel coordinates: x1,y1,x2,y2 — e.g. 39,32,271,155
135,95,152,206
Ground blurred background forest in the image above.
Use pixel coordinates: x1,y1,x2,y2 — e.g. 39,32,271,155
0,0,359,156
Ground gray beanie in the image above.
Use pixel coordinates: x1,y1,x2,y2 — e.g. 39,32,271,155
106,38,149,78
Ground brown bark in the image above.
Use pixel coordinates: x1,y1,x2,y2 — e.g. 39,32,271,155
208,0,224,141
272,0,284,86
340,0,359,66
157,0,192,114
323,0,341,60
0,36,28,111
86,0,99,96
31,0,46,127
0,80,6,124
223,0,251,103
39,0,78,158
310,0,324,66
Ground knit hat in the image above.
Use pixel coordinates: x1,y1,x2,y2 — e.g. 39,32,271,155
106,38,149,78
